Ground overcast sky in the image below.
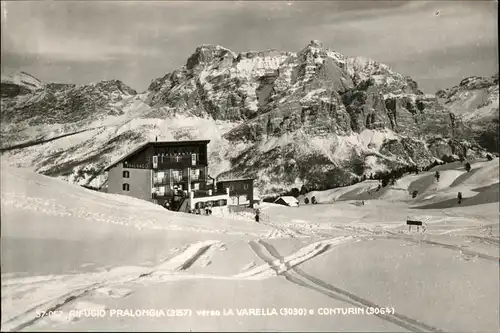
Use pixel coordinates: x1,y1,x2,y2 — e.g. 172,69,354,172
1,1,498,93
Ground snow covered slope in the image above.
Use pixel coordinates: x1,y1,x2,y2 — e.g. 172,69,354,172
304,157,499,209
2,160,499,332
1,71,43,97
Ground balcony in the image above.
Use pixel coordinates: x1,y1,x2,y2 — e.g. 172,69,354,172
153,175,187,185
155,175,206,184
152,188,226,200
153,171,207,185
192,188,227,198
190,172,207,182
154,155,206,168
153,176,171,186
152,188,184,199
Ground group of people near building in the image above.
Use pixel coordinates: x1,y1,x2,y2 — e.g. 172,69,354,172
189,206,213,215
189,202,213,215
303,196,317,204
164,199,213,215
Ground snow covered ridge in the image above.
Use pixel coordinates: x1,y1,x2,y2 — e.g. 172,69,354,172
436,73,499,152
1,71,44,90
436,73,498,101
1,72,44,98
1,76,138,125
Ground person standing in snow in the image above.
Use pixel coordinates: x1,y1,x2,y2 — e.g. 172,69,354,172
205,202,213,215
255,209,260,223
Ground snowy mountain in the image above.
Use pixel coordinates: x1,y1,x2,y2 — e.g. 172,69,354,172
1,78,138,125
436,74,499,152
1,71,43,97
0,41,497,193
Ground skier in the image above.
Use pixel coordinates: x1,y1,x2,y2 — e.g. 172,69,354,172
255,209,260,223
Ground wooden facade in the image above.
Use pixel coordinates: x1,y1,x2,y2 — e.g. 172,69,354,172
216,178,255,208
120,141,209,169
105,140,219,206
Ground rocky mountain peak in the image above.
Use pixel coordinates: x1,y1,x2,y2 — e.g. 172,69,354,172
297,40,345,64
436,73,499,100
92,80,138,96
1,74,139,125
186,44,235,70
308,39,324,48
458,75,497,90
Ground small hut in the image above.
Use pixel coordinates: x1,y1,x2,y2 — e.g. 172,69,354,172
273,196,299,207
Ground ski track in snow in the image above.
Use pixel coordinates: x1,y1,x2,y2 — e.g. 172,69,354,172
250,239,446,333
1,240,223,331
235,236,355,279
1,235,360,331
3,224,499,331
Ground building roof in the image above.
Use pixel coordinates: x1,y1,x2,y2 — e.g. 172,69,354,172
104,140,210,171
274,196,299,204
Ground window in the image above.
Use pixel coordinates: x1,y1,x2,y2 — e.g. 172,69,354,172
172,170,183,182
243,183,249,190
122,183,130,191
216,199,227,207
190,168,201,181
123,171,130,178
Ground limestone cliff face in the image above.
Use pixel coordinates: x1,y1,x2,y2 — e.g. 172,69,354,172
1,41,495,193
154,41,452,146
146,45,290,120
436,74,499,152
